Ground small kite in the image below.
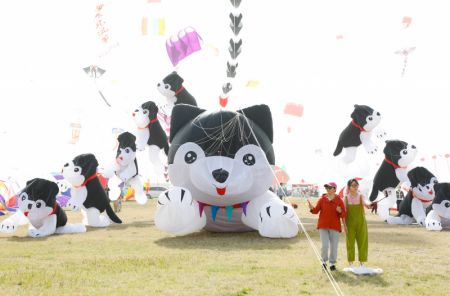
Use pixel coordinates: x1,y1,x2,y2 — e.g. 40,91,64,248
166,27,202,67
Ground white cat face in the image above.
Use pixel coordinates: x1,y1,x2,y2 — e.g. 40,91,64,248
132,106,150,127
169,143,273,206
362,110,381,131
62,161,84,187
413,177,438,199
116,147,136,167
397,143,418,167
18,192,52,221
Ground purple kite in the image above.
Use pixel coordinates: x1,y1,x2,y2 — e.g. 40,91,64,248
166,27,202,66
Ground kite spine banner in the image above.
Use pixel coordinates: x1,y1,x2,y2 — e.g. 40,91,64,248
220,0,243,107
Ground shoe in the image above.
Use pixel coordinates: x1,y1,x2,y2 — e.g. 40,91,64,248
330,265,337,271
322,263,327,270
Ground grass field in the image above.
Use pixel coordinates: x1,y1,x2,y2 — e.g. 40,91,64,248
1,198,449,296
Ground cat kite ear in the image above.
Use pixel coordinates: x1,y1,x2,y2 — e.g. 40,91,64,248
237,104,273,143
170,104,206,142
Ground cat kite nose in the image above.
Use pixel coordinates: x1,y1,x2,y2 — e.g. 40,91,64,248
212,169,229,183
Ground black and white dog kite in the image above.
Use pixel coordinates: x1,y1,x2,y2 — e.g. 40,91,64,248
63,153,122,227
157,71,197,106
0,178,86,237
103,132,147,205
425,183,450,231
387,167,437,226
333,104,382,163
369,140,417,220
155,104,299,238
132,100,169,176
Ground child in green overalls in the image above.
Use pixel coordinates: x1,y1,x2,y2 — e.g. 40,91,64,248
344,178,369,268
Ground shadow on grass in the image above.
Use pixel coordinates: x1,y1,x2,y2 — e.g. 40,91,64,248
155,230,303,251
82,220,155,232
333,271,389,288
2,235,49,242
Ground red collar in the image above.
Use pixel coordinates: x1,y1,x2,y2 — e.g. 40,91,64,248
137,117,158,130
50,203,59,216
412,191,433,203
74,173,98,188
175,85,184,96
384,157,406,169
351,120,366,132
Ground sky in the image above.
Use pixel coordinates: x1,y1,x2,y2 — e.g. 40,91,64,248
0,0,449,189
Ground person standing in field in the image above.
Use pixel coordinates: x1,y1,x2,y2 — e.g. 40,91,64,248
308,182,346,271
344,178,369,269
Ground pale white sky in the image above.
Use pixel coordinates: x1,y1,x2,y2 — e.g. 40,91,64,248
0,0,449,188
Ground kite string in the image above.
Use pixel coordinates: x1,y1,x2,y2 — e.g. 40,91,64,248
239,109,345,296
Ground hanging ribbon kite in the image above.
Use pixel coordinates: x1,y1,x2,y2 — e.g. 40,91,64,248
219,0,243,108
141,0,165,36
166,27,202,67
395,46,416,77
82,65,111,107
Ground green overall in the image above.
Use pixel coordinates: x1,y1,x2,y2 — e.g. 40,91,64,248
345,195,368,262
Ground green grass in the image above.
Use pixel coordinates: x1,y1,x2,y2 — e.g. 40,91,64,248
1,199,450,295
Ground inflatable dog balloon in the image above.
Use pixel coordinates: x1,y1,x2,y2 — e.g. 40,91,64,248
387,167,437,226
333,105,382,163
132,101,169,176
425,183,450,231
155,104,299,238
62,154,122,227
102,132,148,205
0,178,86,237
157,71,197,107
369,140,417,220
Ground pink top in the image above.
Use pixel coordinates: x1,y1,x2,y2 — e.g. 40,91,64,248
347,192,362,205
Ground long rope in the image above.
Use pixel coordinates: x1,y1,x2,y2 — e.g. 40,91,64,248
238,110,345,296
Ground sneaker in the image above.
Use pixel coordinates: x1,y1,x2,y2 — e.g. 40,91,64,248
330,265,337,271
322,263,327,270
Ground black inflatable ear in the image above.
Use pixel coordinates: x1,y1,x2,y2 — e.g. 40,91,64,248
170,104,206,142
117,132,137,151
407,168,420,188
141,101,159,118
170,71,183,83
433,183,446,203
24,178,58,206
237,104,273,143
26,178,38,186
48,181,60,200
74,153,99,176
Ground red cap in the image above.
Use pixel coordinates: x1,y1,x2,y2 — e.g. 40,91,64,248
324,182,337,188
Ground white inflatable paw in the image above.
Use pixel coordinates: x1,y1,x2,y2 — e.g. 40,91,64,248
258,202,299,238
28,228,46,238
366,143,378,155
66,199,82,211
417,217,426,226
155,187,206,236
376,129,388,139
425,219,442,231
0,219,18,233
